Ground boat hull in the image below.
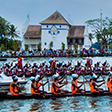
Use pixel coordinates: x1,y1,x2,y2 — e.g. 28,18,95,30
0,91,112,100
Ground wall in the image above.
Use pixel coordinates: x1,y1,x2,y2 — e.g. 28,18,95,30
41,24,69,50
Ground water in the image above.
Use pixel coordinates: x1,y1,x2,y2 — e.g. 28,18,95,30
0,56,112,112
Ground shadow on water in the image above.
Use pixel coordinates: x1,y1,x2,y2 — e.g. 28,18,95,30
70,96,86,111
50,99,63,111
89,99,97,108
29,101,42,111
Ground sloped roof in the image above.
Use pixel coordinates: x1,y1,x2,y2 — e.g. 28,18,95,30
24,25,41,39
40,11,70,25
67,26,85,39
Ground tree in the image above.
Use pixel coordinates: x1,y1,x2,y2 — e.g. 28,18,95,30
25,45,28,51
0,44,5,51
73,42,77,50
49,41,53,49
37,43,41,51
8,24,20,39
61,42,65,50
85,17,112,48
0,16,20,51
88,33,94,45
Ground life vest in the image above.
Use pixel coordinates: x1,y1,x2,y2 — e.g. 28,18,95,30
71,80,80,94
107,77,110,88
50,81,61,95
10,82,19,96
89,80,99,93
108,78,112,93
30,81,40,95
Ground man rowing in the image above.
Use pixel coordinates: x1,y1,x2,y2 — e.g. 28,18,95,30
89,74,105,94
51,73,68,95
17,54,23,69
71,74,86,94
30,74,48,95
10,76,26,96
106,72,112,93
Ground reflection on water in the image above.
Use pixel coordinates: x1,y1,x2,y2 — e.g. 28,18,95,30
89,99,97,108
50,99,63,111
30,100,42,111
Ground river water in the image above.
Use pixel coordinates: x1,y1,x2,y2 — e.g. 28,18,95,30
0,57,112,112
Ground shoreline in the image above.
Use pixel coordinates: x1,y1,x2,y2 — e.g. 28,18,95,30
0,54,112,58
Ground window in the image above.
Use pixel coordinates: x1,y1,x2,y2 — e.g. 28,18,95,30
78,39,82,44
47,25,48,28
60,25,61,28
58,31,60,34
73,39,75,43
48,31,51,34
44,42,47,45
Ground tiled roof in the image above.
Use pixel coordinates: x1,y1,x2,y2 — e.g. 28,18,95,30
40,11,70,25
67,26,85,38
24,25,41,39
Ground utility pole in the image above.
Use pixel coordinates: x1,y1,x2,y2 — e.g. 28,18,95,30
100,9,103,49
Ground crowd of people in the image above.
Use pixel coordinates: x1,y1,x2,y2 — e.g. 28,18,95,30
1,69,112,97
1,54,111,77
0,48,112,57
0,53,112,98
0,54,112,97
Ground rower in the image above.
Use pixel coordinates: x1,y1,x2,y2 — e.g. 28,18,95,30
106,72,112,92
30,77,40,95
71,74,86,94
89,74,105,94
30,74,48,95
17,54,23,69
10,76,26,96
35,74,48,94
50,73,68,95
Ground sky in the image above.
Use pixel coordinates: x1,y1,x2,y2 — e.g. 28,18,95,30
0,0,112,38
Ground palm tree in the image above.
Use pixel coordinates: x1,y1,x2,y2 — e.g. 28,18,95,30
0,17,10,51
9,24,20,39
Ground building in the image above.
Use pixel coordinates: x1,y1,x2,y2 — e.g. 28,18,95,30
23,11,85,51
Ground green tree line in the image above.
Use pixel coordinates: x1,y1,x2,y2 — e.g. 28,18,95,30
85,17,112,49
0,16,20,51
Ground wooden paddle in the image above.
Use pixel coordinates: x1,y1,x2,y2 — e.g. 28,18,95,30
82,70,86,92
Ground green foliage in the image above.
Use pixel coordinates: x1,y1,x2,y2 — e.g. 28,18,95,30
49,41,53,49
0,16,20,51
37,43,41,51
9,24,20,38
61,42,65,50
25,44,28,51
0,44,5,51
85,17,112,48
73,42,77,50
7,39,21,51
0,17,10,38
89,33,94,44
109,43,112,49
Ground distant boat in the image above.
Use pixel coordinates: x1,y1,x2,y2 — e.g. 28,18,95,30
0,73,28,90
0,58,7,61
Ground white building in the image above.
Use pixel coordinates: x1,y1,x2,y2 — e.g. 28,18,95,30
23,11,85,51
